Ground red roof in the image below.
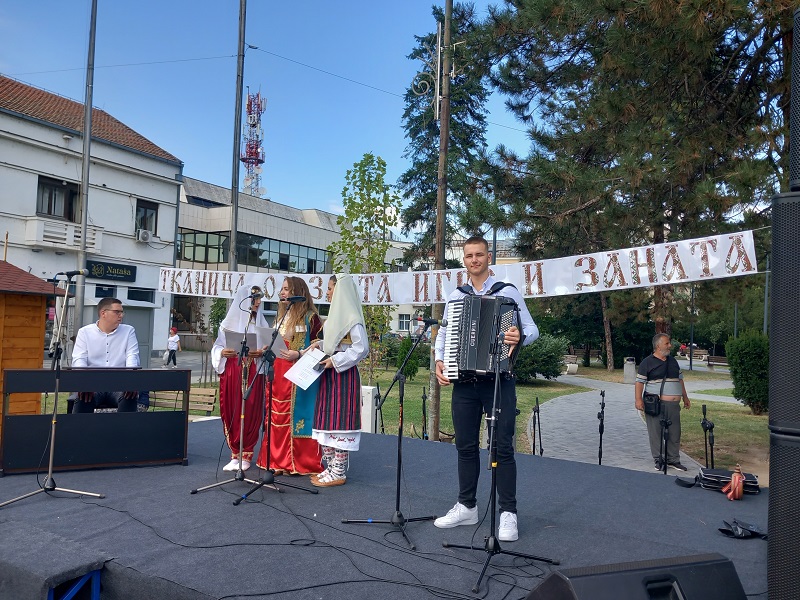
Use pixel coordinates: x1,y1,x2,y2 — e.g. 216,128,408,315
0,75,180,164
0,261,67,296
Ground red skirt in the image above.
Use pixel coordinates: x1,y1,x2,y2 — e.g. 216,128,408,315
256,357,323,475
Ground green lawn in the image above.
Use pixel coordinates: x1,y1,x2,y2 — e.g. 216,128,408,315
693,387,734,397
369,367,590,453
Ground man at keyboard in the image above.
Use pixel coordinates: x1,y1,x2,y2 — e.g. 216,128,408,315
433,235,539,543
70,297,141,413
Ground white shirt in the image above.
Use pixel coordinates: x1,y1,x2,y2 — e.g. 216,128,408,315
329,322,369,373
434,275,539,362
72,322,140,368
167,334,180,351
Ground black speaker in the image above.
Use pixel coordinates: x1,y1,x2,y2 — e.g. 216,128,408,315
791,9,800,191
768,188,800,600
769,192,800,433
526,553,745,600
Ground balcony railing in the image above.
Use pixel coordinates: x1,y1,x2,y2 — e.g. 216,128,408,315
25,216,104,252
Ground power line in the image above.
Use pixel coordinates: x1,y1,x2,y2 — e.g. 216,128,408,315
10,47,530,135
9,54,236,76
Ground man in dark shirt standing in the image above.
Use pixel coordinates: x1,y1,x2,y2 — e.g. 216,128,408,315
635,333,691,471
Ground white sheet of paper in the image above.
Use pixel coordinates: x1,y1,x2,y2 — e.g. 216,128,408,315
253,326,288,355
284,348,327,390
224,329,257,353
223,327,286,355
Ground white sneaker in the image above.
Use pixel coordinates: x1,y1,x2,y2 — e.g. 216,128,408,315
434,502,479,528
498,512,518,542
241,460,251,471
222,459,239,472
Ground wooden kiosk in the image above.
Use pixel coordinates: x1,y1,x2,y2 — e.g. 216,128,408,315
0,260,65,443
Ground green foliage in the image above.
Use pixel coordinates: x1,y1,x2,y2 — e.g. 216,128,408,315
328,152,402,385
514,333,570,382
209,298,227,338
382,335,401,367
474,0,786,334
398,3,490,259
725,331,769,415
396,335,420,380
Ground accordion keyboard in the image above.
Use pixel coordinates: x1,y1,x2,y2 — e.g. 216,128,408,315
442,300,464,381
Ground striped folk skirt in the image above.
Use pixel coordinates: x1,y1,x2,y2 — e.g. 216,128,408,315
312,365,361,451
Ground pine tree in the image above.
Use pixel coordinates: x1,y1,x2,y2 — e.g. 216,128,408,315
398,3,491,261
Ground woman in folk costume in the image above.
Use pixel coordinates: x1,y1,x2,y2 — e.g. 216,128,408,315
211,285,267,472
256,276,324,475
310,274,369,487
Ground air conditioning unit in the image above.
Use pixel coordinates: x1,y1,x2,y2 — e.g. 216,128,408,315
136,229,152,243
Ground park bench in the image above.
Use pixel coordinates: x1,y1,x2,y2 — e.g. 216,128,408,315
691,350,708,362
149,387,218,418
706,356,729,370
562,354,579,375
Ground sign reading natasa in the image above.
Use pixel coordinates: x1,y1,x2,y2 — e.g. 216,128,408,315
88,260,137,282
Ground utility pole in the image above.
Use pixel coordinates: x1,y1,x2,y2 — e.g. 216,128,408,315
73,0,98,334
228,0,247,273
427,0,453,442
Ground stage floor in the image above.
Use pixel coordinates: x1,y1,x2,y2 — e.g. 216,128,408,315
0,419,768,600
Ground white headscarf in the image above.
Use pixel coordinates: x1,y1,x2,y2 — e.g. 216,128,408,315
322,274,365,356
212,284,270,373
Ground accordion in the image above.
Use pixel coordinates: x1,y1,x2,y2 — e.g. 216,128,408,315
442,295,518,381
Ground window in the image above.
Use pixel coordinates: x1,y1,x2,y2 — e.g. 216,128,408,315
95,285,117,298
37,176,80,221
399,314,411,332
176,229,329,273
135,199,158,234
128,287,155,303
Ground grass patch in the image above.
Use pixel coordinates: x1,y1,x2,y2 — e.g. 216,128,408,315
576,362,732,383
693,388,734,397
370,367,590,453
677,400,768,471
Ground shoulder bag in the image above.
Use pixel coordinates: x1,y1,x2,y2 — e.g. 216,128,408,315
643,377,666,416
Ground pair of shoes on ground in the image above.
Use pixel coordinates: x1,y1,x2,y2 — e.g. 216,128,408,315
433,503,518,542
222,458,250,472
654,459,688,472
310,468,346,487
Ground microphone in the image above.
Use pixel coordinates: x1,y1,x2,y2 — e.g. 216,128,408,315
416,316,447,327
55,269,89,278
283,296,306,303
246,286,264,300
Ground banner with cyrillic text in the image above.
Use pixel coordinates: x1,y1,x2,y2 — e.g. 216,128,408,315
159,231,758,305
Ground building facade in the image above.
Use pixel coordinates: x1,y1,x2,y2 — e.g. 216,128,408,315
0,76,182,365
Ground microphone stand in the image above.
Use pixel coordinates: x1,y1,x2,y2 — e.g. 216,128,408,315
701,404,715,469
1,273,105,509
341,321,436,550
191,304,262,495
420,387,428,440
442,327,558,593
659,406,672,475
235,305,316,503
531,396,543,456
597,390,605,465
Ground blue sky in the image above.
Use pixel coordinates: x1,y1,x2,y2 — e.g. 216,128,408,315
1,1,530,221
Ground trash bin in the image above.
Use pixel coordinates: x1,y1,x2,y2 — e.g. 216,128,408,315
623,356,636,384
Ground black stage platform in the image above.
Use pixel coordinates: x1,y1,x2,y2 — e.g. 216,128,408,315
0,419,767,599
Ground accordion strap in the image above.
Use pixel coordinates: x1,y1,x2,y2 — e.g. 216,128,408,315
457,281,517,296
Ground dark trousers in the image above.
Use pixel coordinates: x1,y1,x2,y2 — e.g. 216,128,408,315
451,376,517,514
167,349,177,366
645,400,682,464
71,391,138,413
